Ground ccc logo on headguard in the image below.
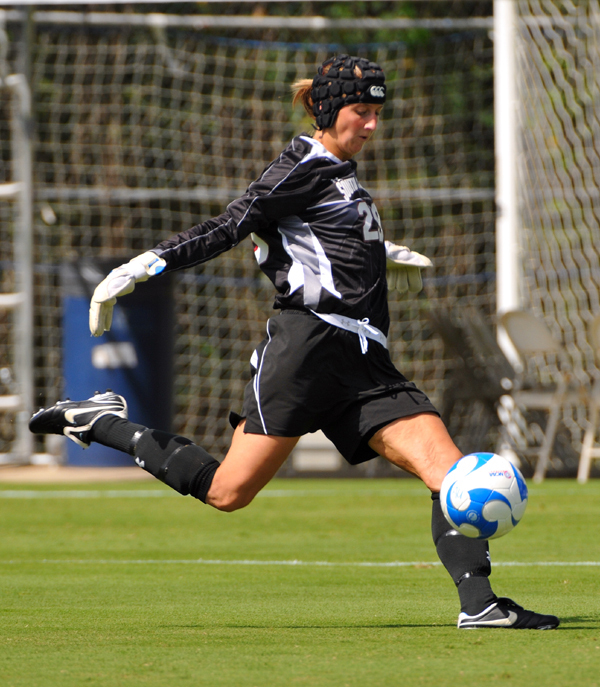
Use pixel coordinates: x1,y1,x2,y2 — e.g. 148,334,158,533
369,85,385,99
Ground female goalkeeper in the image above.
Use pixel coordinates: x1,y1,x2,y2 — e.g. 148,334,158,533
30,55,558,630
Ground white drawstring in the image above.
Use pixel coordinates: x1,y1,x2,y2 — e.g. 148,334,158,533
309,310,388,354
357,318,377,354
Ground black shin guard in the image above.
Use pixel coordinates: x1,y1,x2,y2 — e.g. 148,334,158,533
89,415,147,454
133,429,220,503
431,492,496,614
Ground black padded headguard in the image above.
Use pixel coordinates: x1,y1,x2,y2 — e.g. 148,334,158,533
311,54,386,130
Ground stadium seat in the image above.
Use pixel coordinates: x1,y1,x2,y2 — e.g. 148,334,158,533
499,310,585,482
429,308,516,451
577,314,600,483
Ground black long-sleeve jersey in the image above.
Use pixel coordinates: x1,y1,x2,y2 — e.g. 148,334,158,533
152,135,390,335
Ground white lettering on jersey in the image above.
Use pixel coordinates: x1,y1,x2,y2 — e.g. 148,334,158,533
358,201,384,243
334,176,360,202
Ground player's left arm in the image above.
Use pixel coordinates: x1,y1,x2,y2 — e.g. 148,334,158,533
385,240,433,293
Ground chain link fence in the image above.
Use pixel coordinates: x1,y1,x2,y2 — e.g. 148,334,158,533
4,5,499,464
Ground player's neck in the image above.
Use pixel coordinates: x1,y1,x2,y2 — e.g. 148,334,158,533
314,130,353,161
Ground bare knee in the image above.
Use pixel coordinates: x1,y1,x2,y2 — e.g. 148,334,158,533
205,481,256,512
204,427,297,511
209,494,253,512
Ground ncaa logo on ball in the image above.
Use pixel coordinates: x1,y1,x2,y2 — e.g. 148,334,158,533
369,85,385,99
466,510,480,523
489,470,513,479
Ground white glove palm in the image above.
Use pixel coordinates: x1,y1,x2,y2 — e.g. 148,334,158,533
89,251,166,337
385,240,432,293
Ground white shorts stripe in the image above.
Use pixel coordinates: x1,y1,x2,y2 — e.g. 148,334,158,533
253,318,273,434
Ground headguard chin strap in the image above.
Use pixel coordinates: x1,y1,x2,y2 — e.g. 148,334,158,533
311,54,386,131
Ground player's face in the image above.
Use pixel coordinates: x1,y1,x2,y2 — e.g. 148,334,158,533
318,103,383,161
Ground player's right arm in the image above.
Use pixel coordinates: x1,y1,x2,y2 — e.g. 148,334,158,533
88,142,325,336
89,251,168,337
88,211,243,336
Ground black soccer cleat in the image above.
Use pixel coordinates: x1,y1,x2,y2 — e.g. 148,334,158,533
29,390,128,449
457,597,560,630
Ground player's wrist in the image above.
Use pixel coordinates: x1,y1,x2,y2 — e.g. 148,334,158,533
129,251,167,278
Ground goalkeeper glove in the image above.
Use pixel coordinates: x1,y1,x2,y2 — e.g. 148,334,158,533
89,251,166,337
385,240,432,293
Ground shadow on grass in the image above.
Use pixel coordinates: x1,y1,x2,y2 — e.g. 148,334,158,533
163,617,600,630
555,616,600,629
163,623,457,630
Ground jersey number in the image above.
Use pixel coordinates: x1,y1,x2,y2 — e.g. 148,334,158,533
358,201,384,243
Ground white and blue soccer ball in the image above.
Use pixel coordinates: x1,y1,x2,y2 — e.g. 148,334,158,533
440,452,528,540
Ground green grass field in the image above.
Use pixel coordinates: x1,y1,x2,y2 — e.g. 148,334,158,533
1,477,599,687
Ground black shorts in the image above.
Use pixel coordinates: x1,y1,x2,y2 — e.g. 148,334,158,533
234,309,439,465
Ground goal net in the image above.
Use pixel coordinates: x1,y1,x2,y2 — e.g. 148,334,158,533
4,9,497,461
515,0,600,469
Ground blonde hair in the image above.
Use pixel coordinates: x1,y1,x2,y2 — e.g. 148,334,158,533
291,78,315,119
291,62,364,120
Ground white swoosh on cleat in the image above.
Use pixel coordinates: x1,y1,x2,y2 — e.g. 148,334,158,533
485,611,518,626
64,407,120,424
467,610,518,627
460,609,519,628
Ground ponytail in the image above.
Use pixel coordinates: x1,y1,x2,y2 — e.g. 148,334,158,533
291,78,315,119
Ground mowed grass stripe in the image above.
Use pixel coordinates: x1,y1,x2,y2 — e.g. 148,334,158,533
1,479,599,687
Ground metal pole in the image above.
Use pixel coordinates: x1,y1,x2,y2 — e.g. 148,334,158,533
4,9,494,31
494,0,522,369
6,62,34,462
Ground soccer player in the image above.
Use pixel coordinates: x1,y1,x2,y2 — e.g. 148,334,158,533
30,55,558,630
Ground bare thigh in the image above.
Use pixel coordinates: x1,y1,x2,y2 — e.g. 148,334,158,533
206,421,300,512
368,412,462,492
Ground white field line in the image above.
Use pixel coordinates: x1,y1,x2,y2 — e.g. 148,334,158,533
0,489,179,499
0,488,427,499
1,559,599,567
0,487,594,499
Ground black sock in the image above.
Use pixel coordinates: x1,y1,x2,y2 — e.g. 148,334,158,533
431,492,497,615
457,575,497,615
89,415,147,454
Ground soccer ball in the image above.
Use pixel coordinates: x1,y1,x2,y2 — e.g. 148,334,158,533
440,452,528,540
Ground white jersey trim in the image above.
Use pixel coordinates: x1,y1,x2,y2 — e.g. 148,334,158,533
298,136,343,164
310,231,342,299
305,199,349,211
278,218,341,308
